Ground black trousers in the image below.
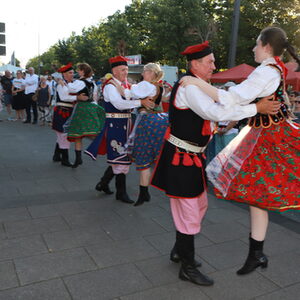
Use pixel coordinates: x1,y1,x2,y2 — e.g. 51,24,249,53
25,93,38,122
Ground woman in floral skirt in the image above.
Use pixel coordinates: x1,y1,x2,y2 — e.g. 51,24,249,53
127,63,169,206
66,63,105,168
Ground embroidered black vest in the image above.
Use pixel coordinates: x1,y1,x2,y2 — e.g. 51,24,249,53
169,72,211,147
249,64,289,128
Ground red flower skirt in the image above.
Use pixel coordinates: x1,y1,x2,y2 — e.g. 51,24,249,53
212,121,300,212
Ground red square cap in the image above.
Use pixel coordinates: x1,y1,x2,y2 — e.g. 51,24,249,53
58,63,73,73
109,56,129,68
181,41,212,61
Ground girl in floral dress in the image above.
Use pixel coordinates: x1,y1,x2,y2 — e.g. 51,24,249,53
66,63,105,168
126,63,169,206
181,27,300,275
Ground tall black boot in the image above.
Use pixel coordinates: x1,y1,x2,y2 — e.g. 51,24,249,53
177,232,213,286
95,166,114,194
60,149,72,167
170,231,201,267
72,150,83,168
52,143,61,162
115,174,134,204
134,185,151,206
237,236,268,275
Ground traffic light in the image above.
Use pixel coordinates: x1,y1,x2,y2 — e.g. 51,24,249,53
0,22,5,56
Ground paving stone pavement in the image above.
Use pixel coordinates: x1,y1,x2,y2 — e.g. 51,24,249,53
0,112,299,300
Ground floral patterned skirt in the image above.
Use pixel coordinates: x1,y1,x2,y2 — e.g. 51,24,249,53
131,113,168,170
67,102,105,142
213,121,300,212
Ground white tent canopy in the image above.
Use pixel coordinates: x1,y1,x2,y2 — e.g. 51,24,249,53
0,63,24,74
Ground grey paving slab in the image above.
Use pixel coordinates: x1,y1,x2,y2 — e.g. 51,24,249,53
62,210,123,230
14,248,97,285
255,282,300,300
207,192,231,208
34,178,67,194
27,203,61,218
198,267,278,300
86,238,160,268
101,215,167,240
204,206,248,224
144,232,179,255
0,181,20,198
0,261,19,291
0,279,71,300
16,181,50,196
201,220,249,244
257,251,300,288
151,214,176,231
0,224,5,239
114,203,171,219
78,198,117,212
43,227,112,251
198,240,249,271
0,235,48,261
63,263,152,300
0,207,31,223
4,216,70,238
264,230,300,256
120,281,210,300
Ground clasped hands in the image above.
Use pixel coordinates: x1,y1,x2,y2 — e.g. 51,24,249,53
141,97,155,110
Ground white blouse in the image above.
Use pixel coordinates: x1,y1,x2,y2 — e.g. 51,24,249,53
56,80,85,102
127,81,157,99
218,57,281,107
175,83,257,122
103,77,141,110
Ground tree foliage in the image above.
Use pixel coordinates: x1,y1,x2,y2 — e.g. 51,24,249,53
26,0,300,76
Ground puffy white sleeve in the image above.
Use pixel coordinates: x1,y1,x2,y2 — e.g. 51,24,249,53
130,81,157,99
184,85,257,122
67,80,85,93
104,84,141,110
56,85,76,101
218,65,281,106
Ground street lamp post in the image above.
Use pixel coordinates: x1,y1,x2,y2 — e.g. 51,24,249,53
228,0,241,68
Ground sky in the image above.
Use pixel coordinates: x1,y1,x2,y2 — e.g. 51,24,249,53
0,0,132,67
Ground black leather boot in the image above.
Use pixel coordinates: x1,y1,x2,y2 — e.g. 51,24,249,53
134,185,151,206
170,231,201,267
60,149,72,167
52,143,61,162
115,174,134,204
237,237,268,275
176,232,213,286
95,166,114,194
170,245,202,267
72,150,83,168
179,260,214,286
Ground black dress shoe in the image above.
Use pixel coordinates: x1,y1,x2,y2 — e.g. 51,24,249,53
32,121,37,124
237,252,268,275
170,247,202,267
134,186,151,206
95,182,114,194
116,193,134,204
61,160,72,167
179,263,214,286
23,120,31,123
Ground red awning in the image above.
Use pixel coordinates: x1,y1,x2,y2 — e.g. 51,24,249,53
211,64,255,83
286,70,300,91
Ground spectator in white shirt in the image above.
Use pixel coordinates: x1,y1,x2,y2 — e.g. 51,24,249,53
24,67,39,124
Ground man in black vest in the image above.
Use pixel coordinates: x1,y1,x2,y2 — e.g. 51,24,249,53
151,41,279,286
